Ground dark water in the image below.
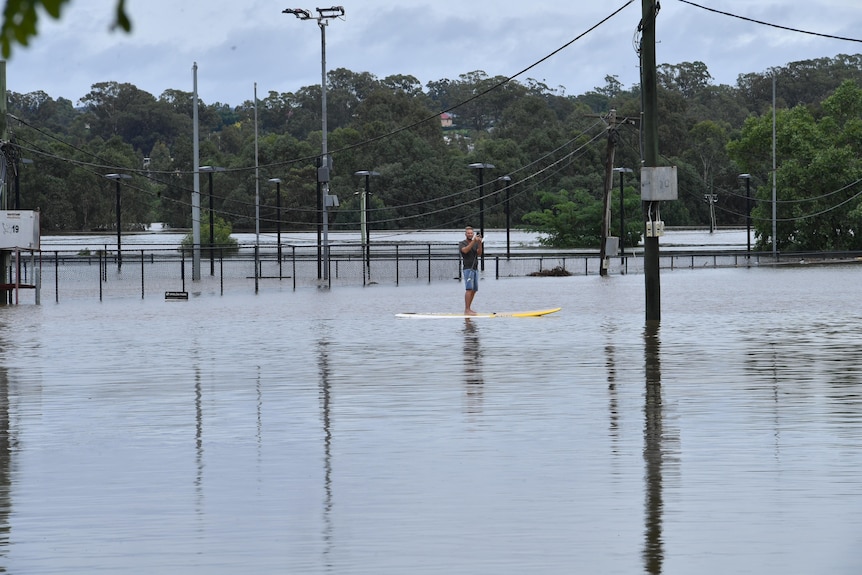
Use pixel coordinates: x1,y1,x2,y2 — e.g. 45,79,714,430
1,265,860,574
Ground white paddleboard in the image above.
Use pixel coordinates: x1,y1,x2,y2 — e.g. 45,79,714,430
395,307,561,319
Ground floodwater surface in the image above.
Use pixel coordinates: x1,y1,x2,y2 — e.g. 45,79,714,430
0,265,860,574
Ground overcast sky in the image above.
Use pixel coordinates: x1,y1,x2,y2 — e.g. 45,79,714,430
5,0,862,105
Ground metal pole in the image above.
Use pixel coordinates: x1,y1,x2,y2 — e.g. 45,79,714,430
746,177,752,258
284,7,344,282
619,171,625,256
469,163,494,270
772,70,778,261
320,19,330,282
208,171,214,276
364,173,371,275
14,157,20,210
498,175,511,257
478,168,484,241
116,179,122,271
192,63,201,281
106,173,130,271
505,183,511,257
269,178,283,278
276,181,282,263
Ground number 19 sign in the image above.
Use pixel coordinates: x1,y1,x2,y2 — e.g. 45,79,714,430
0,211,40,249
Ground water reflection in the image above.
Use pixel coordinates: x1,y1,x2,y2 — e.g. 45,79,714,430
0,363,10,566
605,323,620,451
643,321,663,575
462,320,484,416
194,359,203,514
317,333,334,569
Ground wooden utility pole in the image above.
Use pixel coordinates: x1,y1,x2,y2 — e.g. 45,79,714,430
599,109,617,277
641,0,661,322
0,61,8,303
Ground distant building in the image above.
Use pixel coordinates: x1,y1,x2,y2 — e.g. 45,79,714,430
440,112,453,128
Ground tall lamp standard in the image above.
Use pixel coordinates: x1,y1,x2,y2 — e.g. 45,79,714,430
497,175,512,257
268,178,283,270
739,173,752,260
284,5,345,282
613,167,633,257
105,173,132,271
354,170,379,279
200,165,225,276
468,162,494,270
15,157,33,210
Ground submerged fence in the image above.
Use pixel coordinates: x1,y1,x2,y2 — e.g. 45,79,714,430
1,240,822,304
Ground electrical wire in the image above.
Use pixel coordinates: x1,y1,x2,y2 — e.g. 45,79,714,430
678,0,862,44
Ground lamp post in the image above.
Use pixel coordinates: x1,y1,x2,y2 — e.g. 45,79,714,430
284,6,344,282
498,175,512,257
268,178,283,271
613,167,633,257
354,170,379,279
105,173,132,271
15,157,33,210
468,162,494,270
200,165,225,276
739,174,752,260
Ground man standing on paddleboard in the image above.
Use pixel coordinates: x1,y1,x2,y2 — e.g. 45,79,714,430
459,226,483,315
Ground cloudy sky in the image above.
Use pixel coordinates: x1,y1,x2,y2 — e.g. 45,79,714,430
5,0,862,105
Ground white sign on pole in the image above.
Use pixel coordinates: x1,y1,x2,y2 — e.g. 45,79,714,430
0,211,40,249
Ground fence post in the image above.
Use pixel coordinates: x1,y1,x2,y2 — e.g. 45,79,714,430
54,251,59,303
140,250,145,298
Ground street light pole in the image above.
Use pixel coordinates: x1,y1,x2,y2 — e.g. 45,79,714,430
105,173,132,271
354,170,379,280
200,166,225,276
739,174,752,260
284,6,344,282
469,162,494,270
498,175,512,257
613,167,633,257
268,178,283,272
15,157,33,210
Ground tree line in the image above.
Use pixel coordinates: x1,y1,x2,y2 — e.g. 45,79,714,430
6,54,862,251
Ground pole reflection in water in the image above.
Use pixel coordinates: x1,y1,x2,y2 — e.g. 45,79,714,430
317,335,334,566
643,321,664,575
462,320,484,416
0,364,11,563
194,360,204,517
605,324,620,451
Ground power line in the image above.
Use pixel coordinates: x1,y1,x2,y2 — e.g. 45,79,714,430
678,0,862,44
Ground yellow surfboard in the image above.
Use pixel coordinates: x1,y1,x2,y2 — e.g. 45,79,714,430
395,307,561,319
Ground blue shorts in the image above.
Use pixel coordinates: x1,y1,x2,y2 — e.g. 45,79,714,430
464,269,479,291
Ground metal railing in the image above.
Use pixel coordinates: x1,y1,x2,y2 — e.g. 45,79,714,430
3,241,853,304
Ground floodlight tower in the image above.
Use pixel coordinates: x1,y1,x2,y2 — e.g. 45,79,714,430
283,6,345,281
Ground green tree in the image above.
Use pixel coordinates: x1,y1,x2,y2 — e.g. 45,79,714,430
728,80,862,251
522,188,603,248
0,0,130,58
181,215,238,250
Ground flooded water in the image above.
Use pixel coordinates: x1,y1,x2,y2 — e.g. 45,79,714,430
1,264,861,574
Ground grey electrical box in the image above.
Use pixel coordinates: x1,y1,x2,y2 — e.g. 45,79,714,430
641,166,678,201
605,236,619,256
317,155,333,183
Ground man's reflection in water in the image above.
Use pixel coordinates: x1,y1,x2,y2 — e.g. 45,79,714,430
643,322,664,575
463,320,484,415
